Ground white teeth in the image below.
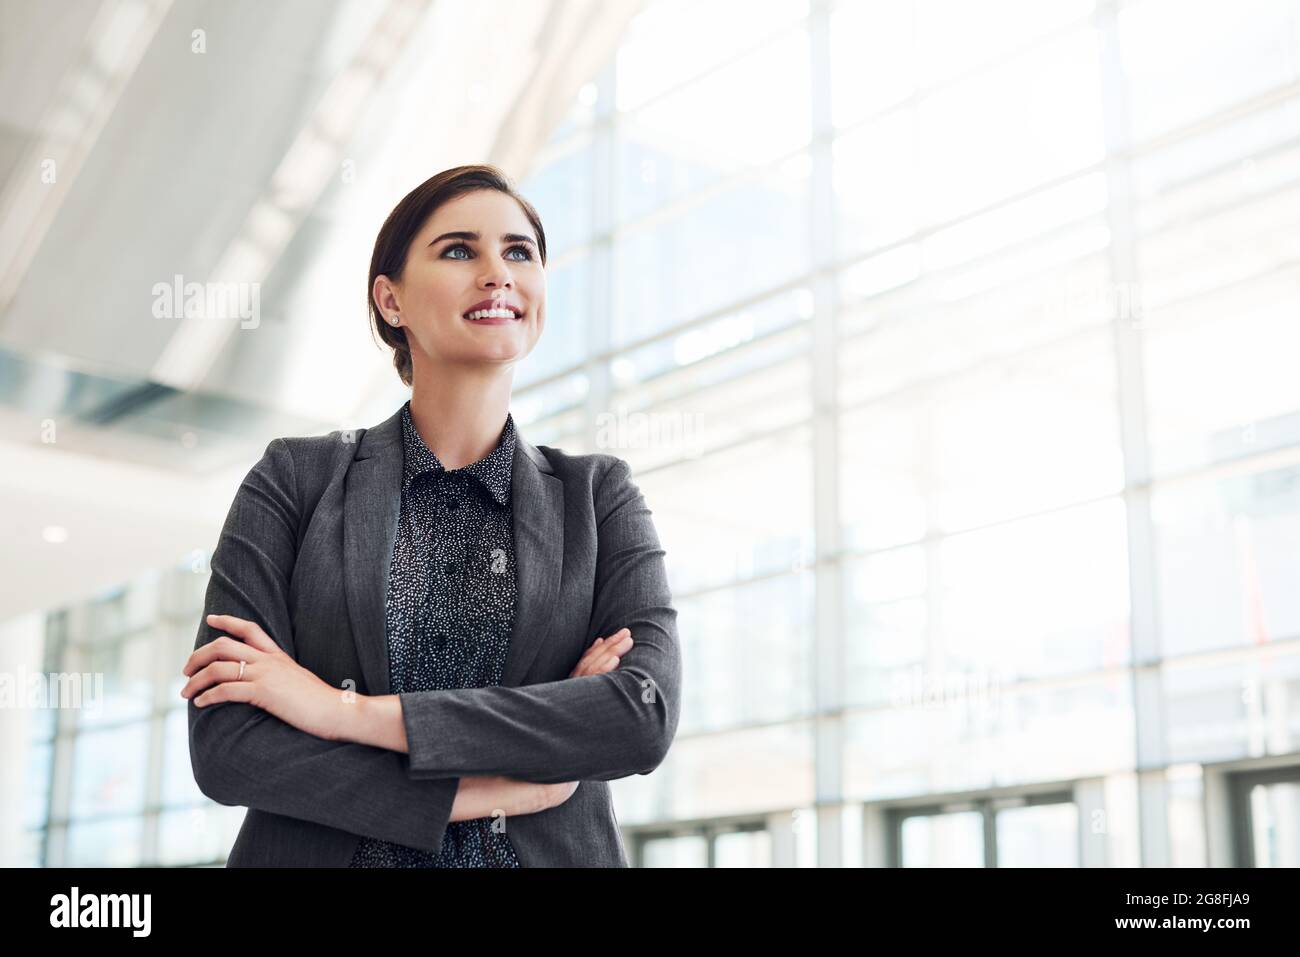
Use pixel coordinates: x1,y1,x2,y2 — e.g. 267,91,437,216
465,308,519,320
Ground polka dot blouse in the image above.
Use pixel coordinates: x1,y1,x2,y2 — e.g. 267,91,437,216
349,399,523,868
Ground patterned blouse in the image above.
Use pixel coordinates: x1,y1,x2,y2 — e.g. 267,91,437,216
348,400,523,868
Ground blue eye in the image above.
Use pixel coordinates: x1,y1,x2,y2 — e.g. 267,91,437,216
442,242,533,262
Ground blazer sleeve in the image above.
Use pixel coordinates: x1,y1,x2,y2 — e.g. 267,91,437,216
187,437,461,854
400,455,682,784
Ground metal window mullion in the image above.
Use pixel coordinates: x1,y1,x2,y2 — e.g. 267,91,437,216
584,59,617,451
1096,0,1170,868
809,0,845,869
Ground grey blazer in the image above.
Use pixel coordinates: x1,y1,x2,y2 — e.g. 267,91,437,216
187,403,681,867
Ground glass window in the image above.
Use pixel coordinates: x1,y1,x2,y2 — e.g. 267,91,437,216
163,706,205,807
24,740,53,832
545,82,602,146
675,571,814,732
916,27,1104,224
900,811,984,866
157,805,247,866
1152,463,1300,657
520,137,595,259
74,632,156,727
937,498,1131,680
513,370,589,425
1118,0,1300,143
995,802,1079,866
844,548,927,709
641,834,708,867
841,332,1124,539
519,252,590,387
833,108,921,255
616,0,809,113
714,828,773,866
637,428,813,595
1167,766,1209,867
615,721,813,824
14,828,44,868
837,245,1115,412
612,155,810,346
1141,271,1300,476
1163,649,1300,764
830,0,917,128
1132,98,1300,228
69,722,150,819
64,816,143,867
28,701,57,743
912,0,1096,88
1247,781,1300,867
844,677,1135,802
617,27,810,223
607,317,811,472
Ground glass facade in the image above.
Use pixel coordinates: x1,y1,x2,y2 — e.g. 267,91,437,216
20,566,246,867
511,0,1300,866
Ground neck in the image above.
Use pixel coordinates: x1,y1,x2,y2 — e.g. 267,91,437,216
408,361,514,472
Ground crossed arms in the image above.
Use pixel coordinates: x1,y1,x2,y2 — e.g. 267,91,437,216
187,438,681,853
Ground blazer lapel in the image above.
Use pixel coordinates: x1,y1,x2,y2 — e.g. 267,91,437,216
342,405,403,697
341,404,564,697
501,432,564,687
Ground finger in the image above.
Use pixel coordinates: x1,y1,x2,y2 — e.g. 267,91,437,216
579,629,627,666
181,660,246,700
183,635,254,676
583,650,624,676
206,614,280,655
571,630,632,677
183,635,262,676
572,654,605,678
572,650,612,678
591,633,634,670
575,638,603,667
193,679,255,708
572,632,615,672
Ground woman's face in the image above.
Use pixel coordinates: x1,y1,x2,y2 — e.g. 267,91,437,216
381,189,545,373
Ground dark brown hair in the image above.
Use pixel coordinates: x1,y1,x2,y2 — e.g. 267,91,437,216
368,164,547,386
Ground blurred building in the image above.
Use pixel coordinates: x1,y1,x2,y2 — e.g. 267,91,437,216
1,0,1299,866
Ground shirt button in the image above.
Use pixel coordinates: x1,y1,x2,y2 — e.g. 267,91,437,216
444,561,457,575
446,498,459,510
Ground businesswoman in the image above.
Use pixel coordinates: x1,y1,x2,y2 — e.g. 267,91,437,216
181,164,681,867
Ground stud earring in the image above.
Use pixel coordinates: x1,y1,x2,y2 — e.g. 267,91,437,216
390,315,400,325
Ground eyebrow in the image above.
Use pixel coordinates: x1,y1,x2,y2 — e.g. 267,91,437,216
428,230,537,247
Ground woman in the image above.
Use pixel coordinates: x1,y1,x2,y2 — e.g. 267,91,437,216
181,165,681,867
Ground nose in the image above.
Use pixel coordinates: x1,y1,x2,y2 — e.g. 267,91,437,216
479,253,514,289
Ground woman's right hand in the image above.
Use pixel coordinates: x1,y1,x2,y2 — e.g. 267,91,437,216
451,775,580,822
569,627,633,678
448,629,633,824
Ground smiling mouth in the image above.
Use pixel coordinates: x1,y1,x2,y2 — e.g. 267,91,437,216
463,306,523,321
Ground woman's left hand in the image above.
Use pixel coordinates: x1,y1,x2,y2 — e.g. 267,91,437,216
181,613,346,741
